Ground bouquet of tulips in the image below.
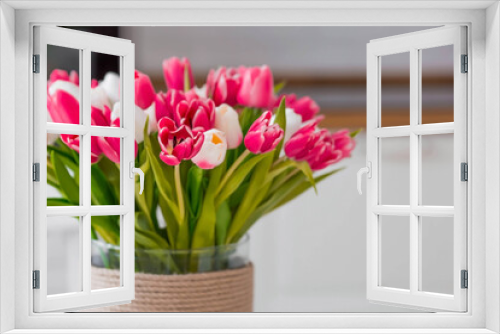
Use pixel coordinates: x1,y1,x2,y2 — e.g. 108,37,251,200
47,57,357,271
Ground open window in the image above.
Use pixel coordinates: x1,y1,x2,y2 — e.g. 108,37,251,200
363,26,467,312
33,26,136,312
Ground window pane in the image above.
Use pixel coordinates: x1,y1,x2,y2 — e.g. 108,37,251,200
47,45,81,125
421,217,454,294
379,215,410,290
47,215,81,295
421,134,454,206
381,52,410,127
90,52,121,128
91,136,121,205
421,45,454,124
47,134,80,206
380,136,410,205
91,215,122,291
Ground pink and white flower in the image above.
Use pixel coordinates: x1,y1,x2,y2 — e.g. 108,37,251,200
192,129,228,169
157,117,204,166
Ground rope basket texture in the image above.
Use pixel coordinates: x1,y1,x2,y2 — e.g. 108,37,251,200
87,263,254,312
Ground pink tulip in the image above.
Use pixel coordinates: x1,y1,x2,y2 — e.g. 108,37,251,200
276,94,319,122
155,89,187,122
206,67,241,106
47,89,80,124
61,134,103,164
331,129,356,158
49,69,79,86
285,120,354,171
162,57,195,91
174,98,215,134
58,106,112,163
135,70,156,110
244,111,284,154
157,117,204,166
237,65,275,109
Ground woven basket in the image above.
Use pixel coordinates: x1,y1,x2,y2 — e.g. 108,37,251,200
87,263,254,312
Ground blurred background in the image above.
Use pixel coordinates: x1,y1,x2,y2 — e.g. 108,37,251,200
48,26,455,312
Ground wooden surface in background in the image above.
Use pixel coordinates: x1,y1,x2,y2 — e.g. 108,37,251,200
321,108,453,128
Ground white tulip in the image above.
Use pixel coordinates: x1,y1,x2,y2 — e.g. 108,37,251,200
48,80,79,101
284,108,303,143
91,86,111,111
112,102,157,143
192,129,227,169
99,72,121,104
214,104,243,149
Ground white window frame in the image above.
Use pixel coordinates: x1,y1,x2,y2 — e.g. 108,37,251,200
0,1,499,333
366,26,468,312
33,26,136,313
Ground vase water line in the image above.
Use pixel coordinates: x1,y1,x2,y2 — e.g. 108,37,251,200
89,235,253,312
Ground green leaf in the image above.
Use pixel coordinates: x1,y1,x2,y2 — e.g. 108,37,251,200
47,198,72,206
186,165,204,235
274,81,286,94
273,168,345,211
184,65,191,92
91,216,120,245
350,128,363,138
273,97,287,160
293,160,317,194
215,153,267,208
228,181,250,209
215,201,232,246
191,165,223,249
143,118,180,222
226,153,274,243
90,165,117,205
51,151,79,204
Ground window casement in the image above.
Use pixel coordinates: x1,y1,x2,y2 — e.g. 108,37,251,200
1,3,496,333
364,26,468,312
32,26,137,312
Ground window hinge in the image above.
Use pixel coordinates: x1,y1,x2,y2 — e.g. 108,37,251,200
461,270,468,289
33,163,40,182
461,54,468,73
461,162,468,182
33,54,40,73
33,270,40,289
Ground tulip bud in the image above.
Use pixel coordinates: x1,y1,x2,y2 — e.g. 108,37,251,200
135,70,156,110
237,65,275,109
214,104,243,149
162,57,195,91
192,129,228,169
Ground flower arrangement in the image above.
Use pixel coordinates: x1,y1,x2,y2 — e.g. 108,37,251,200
47,57,357,273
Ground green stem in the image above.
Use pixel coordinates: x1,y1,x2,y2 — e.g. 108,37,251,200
216,149,251,195
174,165,185,223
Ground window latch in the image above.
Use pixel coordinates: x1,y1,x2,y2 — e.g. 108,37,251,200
129,162,144,194
357,162,372,195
